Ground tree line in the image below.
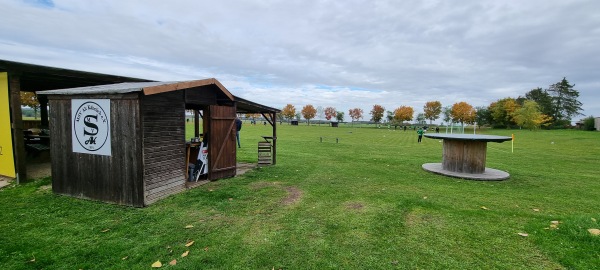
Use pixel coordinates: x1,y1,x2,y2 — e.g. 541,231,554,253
477,77,583,129
280,77,585,130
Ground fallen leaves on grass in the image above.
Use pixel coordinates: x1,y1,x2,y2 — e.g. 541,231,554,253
185,225,194,229
532,208,540,212
185,240,195,247
204,246,209,252
517,232,529,237
181,251,189,257
151,260,162,268
480,206,489,210
588,229,600,236
545,220,561,230
169,259,177,266
121,256,128,260
101,228,110,233
592,218,597,222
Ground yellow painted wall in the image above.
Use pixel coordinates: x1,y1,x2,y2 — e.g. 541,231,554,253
0,72,16,178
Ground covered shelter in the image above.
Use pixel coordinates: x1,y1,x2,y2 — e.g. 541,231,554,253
37,79,279,206
235,95,280,165
0,59,151,181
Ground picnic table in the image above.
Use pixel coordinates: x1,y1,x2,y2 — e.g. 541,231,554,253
422,133,512,180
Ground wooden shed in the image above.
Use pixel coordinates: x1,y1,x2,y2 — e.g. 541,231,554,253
1,59,151,181
37,79,279,206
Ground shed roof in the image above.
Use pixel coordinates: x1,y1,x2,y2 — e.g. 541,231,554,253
0,59,151,91
36,81,178,95
235,95,280,113
37,78,234,101
37,78,280,113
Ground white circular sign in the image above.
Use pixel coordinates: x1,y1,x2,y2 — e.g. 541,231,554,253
73,101,110,152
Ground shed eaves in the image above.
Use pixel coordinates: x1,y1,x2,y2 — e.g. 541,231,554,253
36,81,180,95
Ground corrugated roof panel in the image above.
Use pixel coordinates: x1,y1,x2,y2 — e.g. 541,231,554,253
37,81,179,95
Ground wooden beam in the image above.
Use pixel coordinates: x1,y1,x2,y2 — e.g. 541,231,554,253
194,110,200,138
142,78,235,102
38,94,49,128
272,112,277,165
260,112,274,126
9,73,27,182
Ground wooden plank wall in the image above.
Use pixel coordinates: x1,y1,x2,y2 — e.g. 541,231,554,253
208,105,237,180
49,94,144,206
185,87,216,106
141,91,186,205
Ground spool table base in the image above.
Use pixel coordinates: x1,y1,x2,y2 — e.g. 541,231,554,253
422,163,509,181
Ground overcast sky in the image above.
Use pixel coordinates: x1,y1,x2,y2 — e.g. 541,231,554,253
2,0,599,122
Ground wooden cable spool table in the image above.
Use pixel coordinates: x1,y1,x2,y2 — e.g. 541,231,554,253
422,134,512,180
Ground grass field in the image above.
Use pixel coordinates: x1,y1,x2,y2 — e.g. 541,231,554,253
1,122,599,269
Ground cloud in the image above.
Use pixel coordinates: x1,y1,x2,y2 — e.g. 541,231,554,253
1,0,599,120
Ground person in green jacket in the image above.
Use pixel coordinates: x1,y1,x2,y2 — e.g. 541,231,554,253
417,127,425,143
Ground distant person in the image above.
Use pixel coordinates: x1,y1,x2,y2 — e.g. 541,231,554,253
235,117,242,148
417,127,425,143
435,127,440,133
404,126,407,131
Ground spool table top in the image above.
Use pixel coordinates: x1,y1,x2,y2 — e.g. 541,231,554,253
424,134,512,143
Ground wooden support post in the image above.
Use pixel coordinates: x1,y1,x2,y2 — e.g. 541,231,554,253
272,112,277,165
9,73,27,182
194,110,200,138
38,94,49,128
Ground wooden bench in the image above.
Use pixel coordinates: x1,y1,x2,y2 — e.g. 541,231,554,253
26,143,50,152
26,143,50,159
258,141,272,166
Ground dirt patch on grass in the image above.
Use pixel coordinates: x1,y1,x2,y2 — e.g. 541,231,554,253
249,181,282,190
345,202,365,211
405,209,442,228
27,162,52,180
236,162,256,176
281,186,303,206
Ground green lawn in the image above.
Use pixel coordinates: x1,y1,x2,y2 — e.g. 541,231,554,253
1,123,599,269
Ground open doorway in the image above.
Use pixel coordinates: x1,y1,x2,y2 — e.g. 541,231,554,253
185,104,238,184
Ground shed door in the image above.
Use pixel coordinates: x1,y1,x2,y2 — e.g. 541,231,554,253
208,105,237,180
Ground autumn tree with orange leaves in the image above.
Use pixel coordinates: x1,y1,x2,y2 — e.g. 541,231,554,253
393,106,414,124
281,104,296,124
451,102,476,128
301,104,317,125
348,108,364,125
423,101,442,124
370,104,385,125
324,106,337,121
21,92,40,119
